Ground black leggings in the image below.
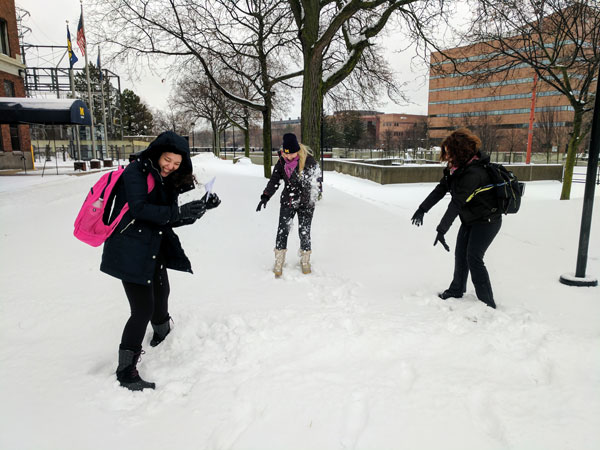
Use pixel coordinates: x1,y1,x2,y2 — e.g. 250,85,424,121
448,219,502,306
275,204,314,251
120,262,170,351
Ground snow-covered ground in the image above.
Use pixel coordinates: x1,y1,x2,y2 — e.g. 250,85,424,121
1,153,599,450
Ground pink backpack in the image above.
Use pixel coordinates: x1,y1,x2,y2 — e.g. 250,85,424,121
73,167,155,247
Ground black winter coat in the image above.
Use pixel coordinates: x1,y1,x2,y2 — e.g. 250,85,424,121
100,131,196,285
419,152,500,234
262,154,320,209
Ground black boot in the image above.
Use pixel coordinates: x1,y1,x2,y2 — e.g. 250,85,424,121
438,290,463,300
116,348,156,391
150,316,172,347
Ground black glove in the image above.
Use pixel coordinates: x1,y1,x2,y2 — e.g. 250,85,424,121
206,193,221,210
411,208,425,226
434,232,450,252
256,195,269,212
178,199,206,220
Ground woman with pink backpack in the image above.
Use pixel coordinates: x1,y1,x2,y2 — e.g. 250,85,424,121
100,131,220,391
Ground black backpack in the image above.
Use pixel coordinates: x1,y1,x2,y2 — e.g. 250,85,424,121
486,163,525,214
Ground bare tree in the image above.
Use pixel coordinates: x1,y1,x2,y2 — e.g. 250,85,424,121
499,127,525,163
470,112,503,159
91,0,301,177
466,0,600,199
289,0,447,159
535,108,560,161
152,105,188,136
92,1,449,170
382,129,394,156
214,65,264,158
324,45,408,114
171,73,230,155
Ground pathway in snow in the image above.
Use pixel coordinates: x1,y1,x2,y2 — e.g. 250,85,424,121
0,154,599,450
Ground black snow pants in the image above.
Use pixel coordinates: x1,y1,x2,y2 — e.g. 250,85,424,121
275,204,315,251
447,218,501,307
120,259,170,351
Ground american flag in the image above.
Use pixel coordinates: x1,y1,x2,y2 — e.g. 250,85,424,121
76,13,86,56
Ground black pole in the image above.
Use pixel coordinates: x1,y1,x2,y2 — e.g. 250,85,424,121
560,68,600,287
320,105,324,187
191,123,195,153
575,72,600,277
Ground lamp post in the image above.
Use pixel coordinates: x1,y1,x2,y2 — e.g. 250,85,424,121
190,122,195,153
559,67,600,287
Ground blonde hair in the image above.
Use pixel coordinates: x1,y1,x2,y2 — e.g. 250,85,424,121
298,143,312,173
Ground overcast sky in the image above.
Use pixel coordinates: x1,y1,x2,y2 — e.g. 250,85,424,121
15,0,431,122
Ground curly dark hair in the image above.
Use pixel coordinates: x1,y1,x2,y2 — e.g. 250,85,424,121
440,128,481,168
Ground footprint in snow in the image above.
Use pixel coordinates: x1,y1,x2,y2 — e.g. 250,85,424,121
340,392,369,449
467,388,508,445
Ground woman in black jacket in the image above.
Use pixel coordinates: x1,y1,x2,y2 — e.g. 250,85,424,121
411,128,501,309
101,131,220,391
256,133,321,277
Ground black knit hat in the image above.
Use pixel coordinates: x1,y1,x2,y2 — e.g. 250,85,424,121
282,133,300,154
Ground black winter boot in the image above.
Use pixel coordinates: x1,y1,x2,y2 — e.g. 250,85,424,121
116,348,156,391
150,316,172,347
438,290,463,300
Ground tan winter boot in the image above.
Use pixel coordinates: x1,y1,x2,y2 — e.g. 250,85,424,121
274,249,287,277
300,250,312,274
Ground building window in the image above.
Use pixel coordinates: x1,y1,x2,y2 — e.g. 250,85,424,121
0,127,4,151
10,125,20,151
4,80,15,97
0,19,9,56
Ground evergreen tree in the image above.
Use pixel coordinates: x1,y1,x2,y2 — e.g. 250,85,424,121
121,89,154,136
342,112,364,150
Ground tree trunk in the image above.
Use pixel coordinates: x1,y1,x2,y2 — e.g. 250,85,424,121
212,124,221,157
298,3,324,161
300,49,324,161
211,124,216,154
262,108,272,178
244,117,250,158
560,107,584,200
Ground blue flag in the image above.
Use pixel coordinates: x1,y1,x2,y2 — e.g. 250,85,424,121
67,25,78,68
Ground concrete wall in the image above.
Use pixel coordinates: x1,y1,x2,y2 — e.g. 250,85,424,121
322,159,563,184
0,149,33,170
222,153,564,184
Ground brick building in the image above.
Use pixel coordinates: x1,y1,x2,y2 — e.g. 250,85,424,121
270,111,427,151
0,0,30,169
377,113,428,144
332,110,427,148
428,41,578,152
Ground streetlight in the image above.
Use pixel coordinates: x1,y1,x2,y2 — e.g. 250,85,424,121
232,125,236,157
190,122,195,153
559,67,600,287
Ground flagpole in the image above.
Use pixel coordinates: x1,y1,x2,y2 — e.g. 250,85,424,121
80,0,97,160
67,20,82,162
98,47,109,160
69,65,82,162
